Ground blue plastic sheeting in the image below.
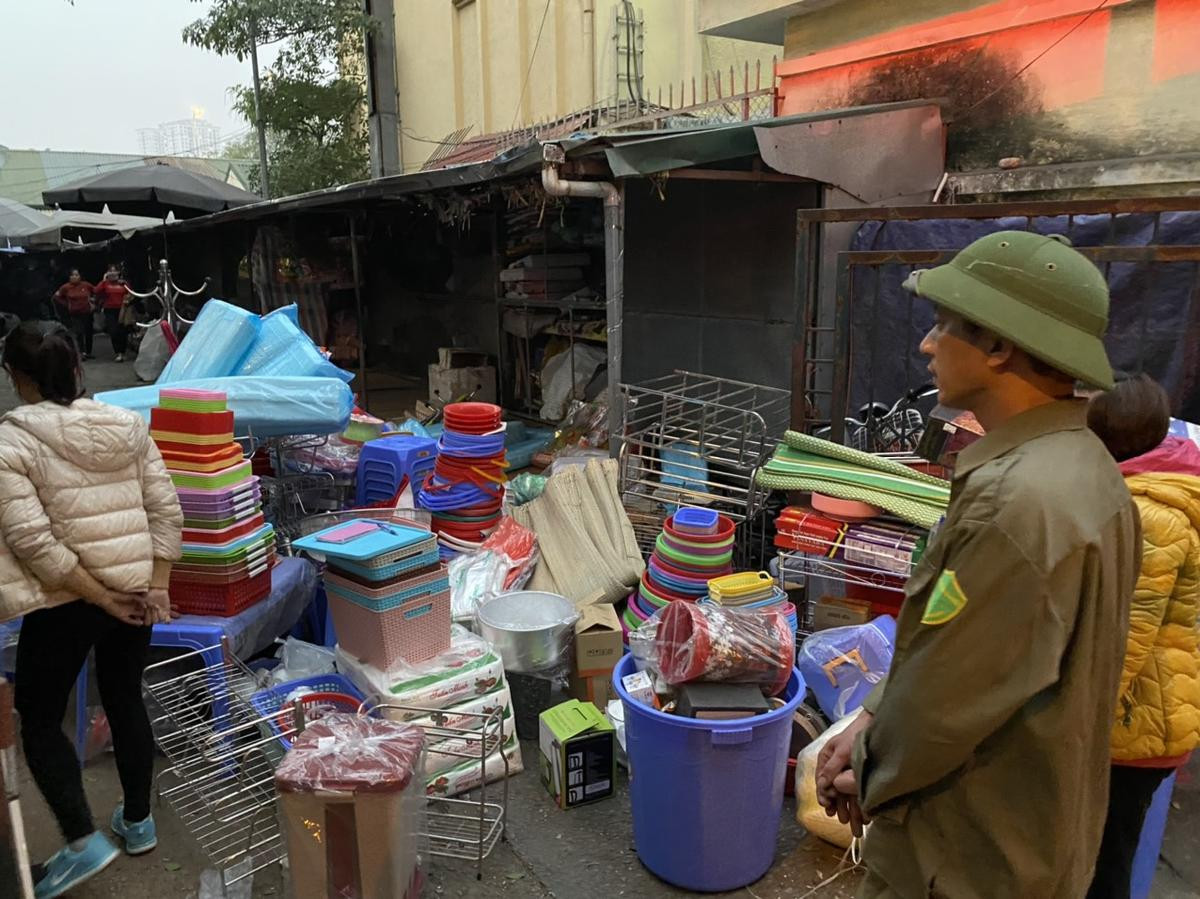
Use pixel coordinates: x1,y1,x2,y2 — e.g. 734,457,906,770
96,375,354,437
159,299,260,383
848,212,1200,421
235,312,354,383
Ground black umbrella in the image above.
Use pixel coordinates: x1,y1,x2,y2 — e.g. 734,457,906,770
43,163,259,217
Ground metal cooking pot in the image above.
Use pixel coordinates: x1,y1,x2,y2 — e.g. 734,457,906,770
476,591,578,673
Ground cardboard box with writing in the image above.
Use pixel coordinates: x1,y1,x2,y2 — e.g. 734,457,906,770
568,603,623,709
538,700,615,809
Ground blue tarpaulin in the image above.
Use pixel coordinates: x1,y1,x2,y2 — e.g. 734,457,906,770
848,213,1200,421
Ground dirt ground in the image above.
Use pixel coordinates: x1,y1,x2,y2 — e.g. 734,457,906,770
2,355,1198,897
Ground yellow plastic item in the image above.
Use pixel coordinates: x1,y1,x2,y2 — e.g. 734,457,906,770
150,428,235,446
708,571,774,602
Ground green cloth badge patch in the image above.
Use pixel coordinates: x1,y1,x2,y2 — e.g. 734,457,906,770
921,570,968,625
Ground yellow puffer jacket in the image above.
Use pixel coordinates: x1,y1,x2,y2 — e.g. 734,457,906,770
1111,471,1200,761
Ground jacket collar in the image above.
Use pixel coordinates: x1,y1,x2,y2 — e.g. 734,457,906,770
953,399,1088,480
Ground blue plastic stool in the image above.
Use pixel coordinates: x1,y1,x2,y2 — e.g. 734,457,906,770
355,435,437,506
1131,770,1177,899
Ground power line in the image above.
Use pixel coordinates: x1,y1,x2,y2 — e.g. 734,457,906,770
961,0,1111,116
510,0,553,131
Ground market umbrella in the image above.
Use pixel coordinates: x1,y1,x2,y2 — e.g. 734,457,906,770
13,209,161,247
0,198,51,239
43,163,259,218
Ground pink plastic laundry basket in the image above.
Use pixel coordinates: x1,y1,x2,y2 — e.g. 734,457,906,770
326,586,451,669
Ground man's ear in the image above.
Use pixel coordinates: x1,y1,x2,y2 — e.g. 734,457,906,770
984,337,1016,371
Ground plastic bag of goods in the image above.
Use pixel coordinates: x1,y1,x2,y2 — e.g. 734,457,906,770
448,549,510,622
480,516,539,589
649,602,795,697
797,617,896,721
157,299,260,383
134,322,173,382
793,711,862,849
235,309,355,383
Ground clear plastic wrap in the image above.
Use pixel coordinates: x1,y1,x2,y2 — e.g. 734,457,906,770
797,617,896,721
480,516,539,589
275,713,427,899
96,375,354,437
448,549,510,622
235,310,355,383
648,602,795,696
793,712,860,849
158,299,260,383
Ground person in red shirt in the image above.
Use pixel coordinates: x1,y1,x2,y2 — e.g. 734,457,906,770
52,269,95,359
92,264,131,362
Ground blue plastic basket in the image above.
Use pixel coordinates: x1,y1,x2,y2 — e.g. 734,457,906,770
328,547,441,582
248,673,367,755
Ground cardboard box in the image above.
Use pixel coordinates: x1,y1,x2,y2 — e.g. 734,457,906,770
428,347,496,405
812,595,873,631
538,700,615,809
569,603,623,709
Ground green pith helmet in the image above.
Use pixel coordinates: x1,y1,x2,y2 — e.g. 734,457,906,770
904,230,1115,389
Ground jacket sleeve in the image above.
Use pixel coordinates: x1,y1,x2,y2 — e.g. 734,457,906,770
1119,500,1185,698
852,520,1078,813
0,443,79,587
137,430,183,563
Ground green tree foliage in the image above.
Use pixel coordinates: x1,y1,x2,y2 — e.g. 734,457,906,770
184,0,375,197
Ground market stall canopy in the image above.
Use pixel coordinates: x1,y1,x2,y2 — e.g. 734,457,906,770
13,208,161,247
43,163,259,217
0,197,51,238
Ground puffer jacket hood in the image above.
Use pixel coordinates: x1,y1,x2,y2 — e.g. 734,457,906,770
3,399,149,474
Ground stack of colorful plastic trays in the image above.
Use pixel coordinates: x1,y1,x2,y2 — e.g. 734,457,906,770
704,571,797,633
620,507,735,645
152,389,276,616
417,403,506,560
293,520,449,670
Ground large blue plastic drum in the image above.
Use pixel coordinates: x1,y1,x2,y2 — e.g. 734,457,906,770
613,654,805,892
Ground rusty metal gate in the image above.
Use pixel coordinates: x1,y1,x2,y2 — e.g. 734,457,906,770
793,197,1200,440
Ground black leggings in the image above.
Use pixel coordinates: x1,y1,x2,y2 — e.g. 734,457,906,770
103,307,128,355
1086,764,1173,899
14,601,154,843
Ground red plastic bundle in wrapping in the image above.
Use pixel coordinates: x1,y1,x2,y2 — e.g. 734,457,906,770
480,516,539,589
654,601,795,696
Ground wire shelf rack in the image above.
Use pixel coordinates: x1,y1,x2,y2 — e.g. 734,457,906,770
143,645,285,889
619,371,791,568
143,646,510,888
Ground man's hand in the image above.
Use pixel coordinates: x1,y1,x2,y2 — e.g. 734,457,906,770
830,768,870,837
816,711,873,807
92,591,147,627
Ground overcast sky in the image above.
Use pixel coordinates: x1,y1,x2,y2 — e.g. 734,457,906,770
1,0,278,155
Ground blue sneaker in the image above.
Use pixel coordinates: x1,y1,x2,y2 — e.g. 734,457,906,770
111,804,158,855
34,832,119,898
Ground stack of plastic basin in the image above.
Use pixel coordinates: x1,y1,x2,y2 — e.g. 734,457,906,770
355,434,438,506
417,403,506,560
293,519,450,670
704,571,797,632
151,388,276,616
621,507,734,645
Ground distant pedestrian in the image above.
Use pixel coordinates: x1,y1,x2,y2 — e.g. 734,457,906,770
1086,373,1200,898
92,264,131,362
51,269,94,358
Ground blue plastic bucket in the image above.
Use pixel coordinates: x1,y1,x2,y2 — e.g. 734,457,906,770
613,654,805,892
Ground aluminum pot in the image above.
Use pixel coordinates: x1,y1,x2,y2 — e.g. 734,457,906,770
476,591,578,673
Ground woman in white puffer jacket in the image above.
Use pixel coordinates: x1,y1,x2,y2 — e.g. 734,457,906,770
0,322,182,898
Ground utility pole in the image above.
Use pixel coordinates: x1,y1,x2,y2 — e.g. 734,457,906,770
248,18,272,200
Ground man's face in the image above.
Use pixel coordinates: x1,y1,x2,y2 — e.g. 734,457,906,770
919,309,995,410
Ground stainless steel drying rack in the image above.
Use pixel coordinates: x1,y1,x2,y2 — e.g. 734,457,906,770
143,644,511,892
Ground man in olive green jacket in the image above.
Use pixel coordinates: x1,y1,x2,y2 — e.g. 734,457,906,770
817,232,1141,897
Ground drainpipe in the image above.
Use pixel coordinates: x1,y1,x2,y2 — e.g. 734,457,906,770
582,0,596,109
541,143,624,457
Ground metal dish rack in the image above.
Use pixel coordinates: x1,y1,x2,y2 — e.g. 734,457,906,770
143,645,509,892
619,371,790,568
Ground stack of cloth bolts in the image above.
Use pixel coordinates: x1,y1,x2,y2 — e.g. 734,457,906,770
293,519,451,672
150,388,276,616
622,507,734,646
704,571,798,633
417,403,506,560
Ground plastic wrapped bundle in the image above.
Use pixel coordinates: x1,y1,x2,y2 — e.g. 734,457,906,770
797,617,896,721
652,601,795,696
235,309,354,383
96,376,354,437
158,300,261,383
